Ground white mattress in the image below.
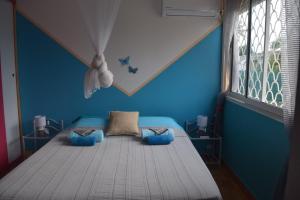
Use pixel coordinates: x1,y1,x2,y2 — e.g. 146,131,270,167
0,128,222,200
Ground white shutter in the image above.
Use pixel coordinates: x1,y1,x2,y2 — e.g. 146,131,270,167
0,0,21,163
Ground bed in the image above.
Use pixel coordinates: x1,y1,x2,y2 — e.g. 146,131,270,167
0,117,222,200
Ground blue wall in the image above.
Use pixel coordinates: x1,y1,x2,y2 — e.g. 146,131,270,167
16,13,222,134
223,100,289,200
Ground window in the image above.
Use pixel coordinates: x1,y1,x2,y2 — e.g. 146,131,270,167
231,0,283,109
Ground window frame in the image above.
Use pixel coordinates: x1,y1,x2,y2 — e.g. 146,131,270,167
228,0,283,122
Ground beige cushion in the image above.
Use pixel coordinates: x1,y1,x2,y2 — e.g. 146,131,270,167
106,111,140,136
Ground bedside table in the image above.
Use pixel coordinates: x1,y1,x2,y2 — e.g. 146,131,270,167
23,133,53,152
23,118,64,152
185,120,222,165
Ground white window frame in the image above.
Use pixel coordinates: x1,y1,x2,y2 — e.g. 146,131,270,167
228,0,283,122
227,92,283,122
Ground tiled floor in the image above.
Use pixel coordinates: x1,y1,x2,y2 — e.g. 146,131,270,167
209,165,255,200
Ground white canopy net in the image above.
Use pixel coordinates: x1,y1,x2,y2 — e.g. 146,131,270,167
77,0,122,98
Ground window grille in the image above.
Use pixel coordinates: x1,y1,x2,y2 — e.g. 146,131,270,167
232,0,283,108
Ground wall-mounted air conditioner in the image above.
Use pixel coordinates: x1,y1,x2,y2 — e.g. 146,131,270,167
162,0,221,18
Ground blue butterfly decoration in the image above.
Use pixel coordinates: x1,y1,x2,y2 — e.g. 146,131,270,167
118,56,130,66
118,56,138,74
128,65,138,74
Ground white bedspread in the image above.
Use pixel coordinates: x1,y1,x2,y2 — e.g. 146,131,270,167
0,129,222,200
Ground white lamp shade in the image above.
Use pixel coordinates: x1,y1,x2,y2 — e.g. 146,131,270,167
197,115,208,128
34,115,46,129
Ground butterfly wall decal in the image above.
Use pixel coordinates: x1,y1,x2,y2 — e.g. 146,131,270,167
118,56,130,66
118,56,139,75
128,66,138,74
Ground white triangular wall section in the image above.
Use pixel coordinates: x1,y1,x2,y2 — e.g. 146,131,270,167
16,0,221,96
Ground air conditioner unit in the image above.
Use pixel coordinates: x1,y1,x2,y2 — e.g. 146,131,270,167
162,0,220,18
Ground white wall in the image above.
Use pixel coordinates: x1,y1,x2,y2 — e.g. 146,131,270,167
0,0,21,162
17,0,220,95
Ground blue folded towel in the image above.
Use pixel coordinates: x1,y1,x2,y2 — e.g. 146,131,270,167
69,133,96,146
89,130,104,143
145,134,174,145
142,128,175,145
69,130,104,146
142,128,174,138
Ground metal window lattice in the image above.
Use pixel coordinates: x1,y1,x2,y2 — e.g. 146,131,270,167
248,1,266,101
233,0,282,108
235,0,249,95
265,0,283,107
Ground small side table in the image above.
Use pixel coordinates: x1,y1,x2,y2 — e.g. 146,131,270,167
185,120,222,165
23,118,64,153
23,133,53,152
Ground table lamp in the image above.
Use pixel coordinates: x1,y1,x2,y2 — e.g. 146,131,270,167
197,115,208,132
34,115,49,136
